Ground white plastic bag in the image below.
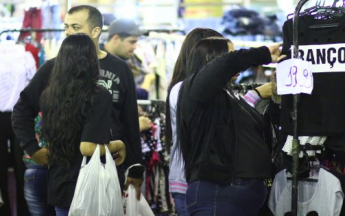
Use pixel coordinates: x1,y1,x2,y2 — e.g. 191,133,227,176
69,145,123,216
125,185,154,216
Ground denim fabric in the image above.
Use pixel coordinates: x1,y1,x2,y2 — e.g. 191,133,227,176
186,179,267,216
24,166,55,216
55,206,69,216
172,192,188,216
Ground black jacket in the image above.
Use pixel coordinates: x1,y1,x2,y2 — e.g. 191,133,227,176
178,47,272,184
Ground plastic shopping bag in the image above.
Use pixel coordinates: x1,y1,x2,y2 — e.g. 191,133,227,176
69,145,123,216
125,185,154,216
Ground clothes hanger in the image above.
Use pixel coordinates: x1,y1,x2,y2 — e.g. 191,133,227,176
286,144,324,182
287,0,344,28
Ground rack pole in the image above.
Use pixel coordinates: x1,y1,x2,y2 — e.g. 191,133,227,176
291,0,309,215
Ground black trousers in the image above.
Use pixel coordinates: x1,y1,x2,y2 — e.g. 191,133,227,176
0,112,29,216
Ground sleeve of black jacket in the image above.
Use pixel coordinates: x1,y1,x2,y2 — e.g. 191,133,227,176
186,46,271,102
12,59,54,156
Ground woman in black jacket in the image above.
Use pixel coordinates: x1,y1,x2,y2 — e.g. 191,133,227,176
177,38,284,216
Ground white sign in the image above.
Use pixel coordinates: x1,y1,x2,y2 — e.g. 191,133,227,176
291,43,345,73
276,59,314,95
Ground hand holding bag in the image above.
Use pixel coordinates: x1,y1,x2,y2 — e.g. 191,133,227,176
69,145,123,216
125,185,154,216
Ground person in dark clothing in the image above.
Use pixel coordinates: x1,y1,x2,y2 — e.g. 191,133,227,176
176,38,284,215
165,28,223,216
11,5,144,207
101,19,155,97
39,33,125,215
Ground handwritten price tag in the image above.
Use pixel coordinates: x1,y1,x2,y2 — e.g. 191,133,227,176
276,59,314,95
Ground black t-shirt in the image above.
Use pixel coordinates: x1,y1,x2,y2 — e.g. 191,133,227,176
47,87,112,207
12,53,142,167
280,15,345,135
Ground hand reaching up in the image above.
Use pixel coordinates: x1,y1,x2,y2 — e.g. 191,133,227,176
268,43,286,63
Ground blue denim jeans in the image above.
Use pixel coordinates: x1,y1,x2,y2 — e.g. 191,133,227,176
172,193,188,216
186,179,267,216
55,206,69,216
24,164,56,216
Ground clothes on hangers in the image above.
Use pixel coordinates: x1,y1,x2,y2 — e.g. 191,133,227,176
18,8,42,43
0,44,36,112
140,115,171,214
269,168,344,215
280,14,345,136
283,136,327,157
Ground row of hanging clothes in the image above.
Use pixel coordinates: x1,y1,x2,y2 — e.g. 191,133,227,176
126,32,185,100
268,0,345,215
137,100,172,215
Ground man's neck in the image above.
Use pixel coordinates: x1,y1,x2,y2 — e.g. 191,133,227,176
96,46,107,59
103,42,113,55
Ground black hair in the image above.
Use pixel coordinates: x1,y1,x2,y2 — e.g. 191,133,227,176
165,28,223,153
68,5,103,31
185,37,231,78
177,37,231,166
168,28,223,93
40,33,100,166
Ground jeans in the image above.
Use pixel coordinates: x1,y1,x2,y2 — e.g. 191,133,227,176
55,206,69,216
186,179,267,216
172,193,188,216
24,165,56,216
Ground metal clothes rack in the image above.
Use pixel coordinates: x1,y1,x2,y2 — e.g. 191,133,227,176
0,28,65,37
232,83,262,91
137,100,166,118
0,28,186,37
290,1,306,215
289,0,345,214
290,1,309,215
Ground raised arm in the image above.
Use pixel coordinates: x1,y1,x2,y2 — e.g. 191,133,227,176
186,47,271,102
186,44,284,102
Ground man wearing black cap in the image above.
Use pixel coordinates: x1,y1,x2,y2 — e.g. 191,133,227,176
103,19,145,60
102,19,156,100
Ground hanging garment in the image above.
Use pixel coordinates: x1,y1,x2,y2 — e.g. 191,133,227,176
280,15,345,135
269,168,344,215
18,7,42,43
0,45,36,112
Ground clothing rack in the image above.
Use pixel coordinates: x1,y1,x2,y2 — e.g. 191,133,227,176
0,28,66,37
231,83,262,91
137,99,165,106
137,100,166,117
291,0,310,215
0,28,186,37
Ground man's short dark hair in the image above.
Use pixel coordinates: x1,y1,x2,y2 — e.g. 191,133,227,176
68,5,103,30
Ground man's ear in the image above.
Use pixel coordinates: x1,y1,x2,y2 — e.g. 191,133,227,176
111,34,120,42
91,27,102,39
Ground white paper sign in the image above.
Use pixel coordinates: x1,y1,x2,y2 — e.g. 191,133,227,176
291,43,345,73
276,59,314,95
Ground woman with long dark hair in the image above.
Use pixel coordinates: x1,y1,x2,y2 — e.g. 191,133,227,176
165,28,223,216
40,33,125,216
177,38,284,215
